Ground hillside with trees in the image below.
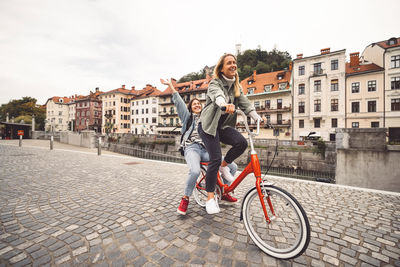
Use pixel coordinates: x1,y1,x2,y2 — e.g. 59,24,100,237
178,48,292,82
0,97,46,130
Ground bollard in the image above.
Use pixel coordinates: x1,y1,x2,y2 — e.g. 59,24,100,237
98,136,101,156
50,135,53,150
19,135,22,147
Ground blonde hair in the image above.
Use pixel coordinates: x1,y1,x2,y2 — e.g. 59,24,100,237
213,53,241,97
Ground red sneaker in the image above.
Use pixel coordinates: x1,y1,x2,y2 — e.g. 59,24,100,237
177,197,189,215
221,193,237,202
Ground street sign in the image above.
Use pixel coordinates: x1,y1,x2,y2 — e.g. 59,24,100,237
18,130,24,136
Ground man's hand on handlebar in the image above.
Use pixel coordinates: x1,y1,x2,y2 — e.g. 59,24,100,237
223,104,235,114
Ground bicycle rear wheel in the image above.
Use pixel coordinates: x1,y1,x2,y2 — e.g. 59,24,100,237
241,185,310,259
193,166,221,207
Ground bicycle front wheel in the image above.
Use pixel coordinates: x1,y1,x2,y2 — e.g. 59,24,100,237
242,185,310,259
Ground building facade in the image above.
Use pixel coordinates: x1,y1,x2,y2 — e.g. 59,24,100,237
240,70,292,139
45,97,71,132
157,77,210,135
75,88,103,132
292,48,346,141
130,85,161,135
362,37,400,133
345,52,385,128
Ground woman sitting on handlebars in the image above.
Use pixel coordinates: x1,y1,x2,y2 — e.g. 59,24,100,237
198,53,263,215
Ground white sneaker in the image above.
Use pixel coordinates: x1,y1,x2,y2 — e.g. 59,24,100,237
219,166,235,183
205,197,220,214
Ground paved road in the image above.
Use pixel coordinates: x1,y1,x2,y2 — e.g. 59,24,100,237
0,140,399,267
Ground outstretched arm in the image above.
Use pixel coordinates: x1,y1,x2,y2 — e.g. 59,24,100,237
160,78,177,93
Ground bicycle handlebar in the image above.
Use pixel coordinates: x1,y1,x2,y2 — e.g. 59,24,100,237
220,107,260,136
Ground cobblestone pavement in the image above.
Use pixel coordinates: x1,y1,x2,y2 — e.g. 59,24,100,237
0,140,400,267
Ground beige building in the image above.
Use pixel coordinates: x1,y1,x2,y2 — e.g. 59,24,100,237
100,85,134,134
45,97,71,132
157,77,210,135
345,52,385,128
292,48,346,141
362,37,400,135
240,70,292,140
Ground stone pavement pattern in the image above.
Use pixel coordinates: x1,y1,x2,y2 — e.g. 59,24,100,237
0,141,400,267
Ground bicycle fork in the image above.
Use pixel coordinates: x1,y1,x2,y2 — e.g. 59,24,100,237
256,178,276,224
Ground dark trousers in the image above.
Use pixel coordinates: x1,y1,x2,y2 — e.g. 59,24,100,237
198,123,247,193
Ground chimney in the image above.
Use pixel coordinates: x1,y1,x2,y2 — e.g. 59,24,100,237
289,62,293,71
350,52,360,68
122,85,125,89
321,48,330,55
296,53,303,59
131,86,135,91
95,87,99,92
253,70,257,81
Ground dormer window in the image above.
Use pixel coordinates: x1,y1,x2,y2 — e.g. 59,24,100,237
196,84,200,88
387,37,398,46
248,80,254,85
247,87,255,95
264,85,272,92
278,75,283,80
278,82,287,90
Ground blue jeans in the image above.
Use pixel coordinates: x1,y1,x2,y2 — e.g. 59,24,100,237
184,143,237,197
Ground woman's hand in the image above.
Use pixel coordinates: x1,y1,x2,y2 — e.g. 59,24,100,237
224,104,235,114
160,78,176,93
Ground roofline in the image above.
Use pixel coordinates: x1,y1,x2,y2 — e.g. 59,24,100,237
246,89,291,97
293,49,346,62
346,68,385,77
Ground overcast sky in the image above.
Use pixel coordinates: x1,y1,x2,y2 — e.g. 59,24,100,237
0,0,399,105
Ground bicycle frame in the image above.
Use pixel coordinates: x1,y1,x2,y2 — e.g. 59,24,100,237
199,110,276,223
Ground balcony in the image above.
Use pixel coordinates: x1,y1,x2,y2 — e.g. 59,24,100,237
310,69,326,77
160,111,177,116
255,105,292,113
237,119,291,129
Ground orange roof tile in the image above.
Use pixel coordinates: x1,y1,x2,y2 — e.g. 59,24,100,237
159,76,212,96
375,37,400,49
240,70,291,95
346,62,384,75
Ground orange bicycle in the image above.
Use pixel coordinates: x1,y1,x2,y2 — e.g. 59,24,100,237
193,110,310,259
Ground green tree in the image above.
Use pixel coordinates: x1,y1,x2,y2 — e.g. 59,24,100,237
178,70,206,83
0,97,46,130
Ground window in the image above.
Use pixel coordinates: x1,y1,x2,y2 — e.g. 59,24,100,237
152,117,157,123
265,100,270,109
273,129,279,136
331,118,338,128
170,107,174,114
254,101,260,108
59,118,62,124
352,102,360,113
59,111,62,116
391,77,400,90
142,118,144,123
266,114,271,123
352,82,360,93
331,79,339,91
368,101,376,112
314,99,321,112
146,100,149,104
176,118,179,124
170,118,173,125
77,112,80,117
352,122,359,128
371,122,379,128
298,84,305,95
264,85,272,92
391,55,400,68
247,87,255,95
152,98,157,104
277,114,282,125
277,99,282,109
331,99,338,111
146,118,149,123
313,63,322,74
146,108,148,114
314,80,321,92
299,119,304,128
299,66,305,76
152,107,156,113
368,80,377,92
331,59,338,70
314,119,321,128
298,102,305,113
392,98,400,111
278,83,287,90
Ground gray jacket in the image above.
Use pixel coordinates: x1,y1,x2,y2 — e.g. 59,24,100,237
200,77,255,137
